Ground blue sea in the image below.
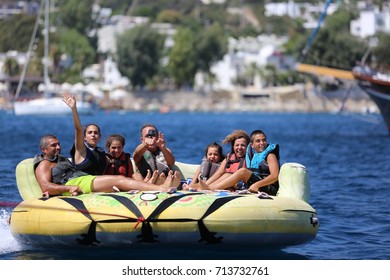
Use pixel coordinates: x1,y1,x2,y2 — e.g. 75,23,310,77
0,109,389,260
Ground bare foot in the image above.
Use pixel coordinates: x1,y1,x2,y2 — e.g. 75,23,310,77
155,172,166,185
197,175,210,190
182,183,199,192
146,170,159,184
161,171,174,191
171,171,181,189
143,169,151,182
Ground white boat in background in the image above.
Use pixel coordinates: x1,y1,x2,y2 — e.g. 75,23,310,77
14,97,92,115
12,0,94,116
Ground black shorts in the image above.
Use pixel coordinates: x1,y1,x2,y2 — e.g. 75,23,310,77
247,173,261,187
247,173,278,196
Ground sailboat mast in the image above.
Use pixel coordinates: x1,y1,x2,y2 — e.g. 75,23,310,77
43,0,50,94
14,0,45,99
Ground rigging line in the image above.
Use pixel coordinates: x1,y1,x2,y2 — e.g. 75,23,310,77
14,0,46,99
299,0,334,62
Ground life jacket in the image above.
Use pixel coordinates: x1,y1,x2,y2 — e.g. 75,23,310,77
70,142,107,175
34,154,87,185
224,152,245,174
138,149,170,177
245,143,280,192
245,143,280,173
199,158,221,180
105,152,134,177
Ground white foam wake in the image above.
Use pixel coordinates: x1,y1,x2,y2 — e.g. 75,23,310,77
0,209,22,257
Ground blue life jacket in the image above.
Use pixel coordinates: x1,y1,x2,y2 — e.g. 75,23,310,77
245,143,280,176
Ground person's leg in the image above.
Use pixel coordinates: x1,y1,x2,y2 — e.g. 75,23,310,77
92,172,180,192
186,172,237,191
200,168,253,191
208,172,232,186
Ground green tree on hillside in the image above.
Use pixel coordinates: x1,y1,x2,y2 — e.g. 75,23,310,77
116,25,165,88
167,28,197,89
297,8,367,70
2,57,20,76
195,22,228,73
156,9,184,24
372,32,390,68
0,15,38,52
58,0,94,34
57,28,96,83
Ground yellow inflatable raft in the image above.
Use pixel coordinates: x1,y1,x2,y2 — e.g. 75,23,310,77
10,158,319,247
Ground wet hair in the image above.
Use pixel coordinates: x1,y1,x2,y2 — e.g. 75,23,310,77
105,134,126,150
140,123,159,136
250,129,266,142
222,130,250,153
83,123,101,137
205,142,225,160
39,134,58,149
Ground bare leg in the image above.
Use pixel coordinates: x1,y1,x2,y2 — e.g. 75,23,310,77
202,169,253,191
206,173,232,187
92,175,170,192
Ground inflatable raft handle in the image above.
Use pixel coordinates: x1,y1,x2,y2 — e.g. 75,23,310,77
15,158,43,200
277,162,310,202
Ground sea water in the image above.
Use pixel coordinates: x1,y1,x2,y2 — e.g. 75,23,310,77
0,110,389,260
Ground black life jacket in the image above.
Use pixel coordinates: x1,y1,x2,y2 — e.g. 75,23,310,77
70,142,107,175
34,154,87,185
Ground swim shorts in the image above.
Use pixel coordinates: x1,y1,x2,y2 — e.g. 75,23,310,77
247,173,261,187
65,175,96,195
247,173,278,195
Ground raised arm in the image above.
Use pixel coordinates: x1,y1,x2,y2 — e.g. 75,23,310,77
132,142,149,164
63,92,86,164
156,131,175,166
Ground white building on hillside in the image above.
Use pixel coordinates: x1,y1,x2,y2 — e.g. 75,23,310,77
264,1,338,29
197,35,290,91
82,56,129,89
350,4,390,38
97,16,150,54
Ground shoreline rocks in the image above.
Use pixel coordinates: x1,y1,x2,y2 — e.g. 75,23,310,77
98,84,378,114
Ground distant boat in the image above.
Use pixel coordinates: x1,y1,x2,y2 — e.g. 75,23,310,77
352,66,390,134
14,96,92,116
12,0,93,116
